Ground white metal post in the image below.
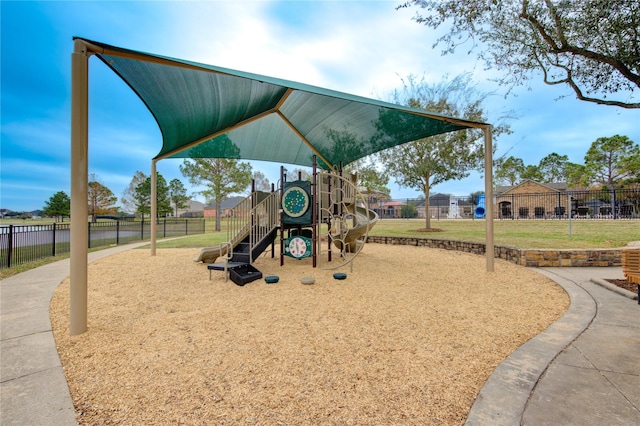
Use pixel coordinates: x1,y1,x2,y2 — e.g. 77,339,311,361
70,39,90,335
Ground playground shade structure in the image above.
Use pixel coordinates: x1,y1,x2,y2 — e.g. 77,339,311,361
69,38,496,334
76,38,486,169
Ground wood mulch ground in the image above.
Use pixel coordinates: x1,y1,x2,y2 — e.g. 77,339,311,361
50,244,569,425
605,279,639,294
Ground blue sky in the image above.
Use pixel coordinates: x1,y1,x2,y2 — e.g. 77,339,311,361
2,1,639,212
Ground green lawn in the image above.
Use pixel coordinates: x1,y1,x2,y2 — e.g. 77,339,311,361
369,219,638,249
3,218,637,278
150,218,639,250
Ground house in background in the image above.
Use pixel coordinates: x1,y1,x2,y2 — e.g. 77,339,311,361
380,201,406,218
203,196,246,219
494,180,570,219
171,200,205,218
414,194,474,219
356,188,392,217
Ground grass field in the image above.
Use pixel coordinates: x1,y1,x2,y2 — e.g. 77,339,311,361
4,217,637,250
2,217,638,278
151,218,639,250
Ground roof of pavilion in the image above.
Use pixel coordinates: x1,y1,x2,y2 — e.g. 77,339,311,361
77,37,488,170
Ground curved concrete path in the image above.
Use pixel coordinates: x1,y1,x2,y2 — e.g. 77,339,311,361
2,248,639,425
1,243,149,425
467,266,639,426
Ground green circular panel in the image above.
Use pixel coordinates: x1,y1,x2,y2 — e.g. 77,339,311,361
282,186,310,218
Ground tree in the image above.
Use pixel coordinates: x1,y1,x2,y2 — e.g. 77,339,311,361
401,0,640,108
564,162,588,188
121,171,147,213
345,158,391,209
583,135,640,190
494,156,524,186
538,152,572,183
378,73,508,228
291,168,313,182
179,138,252,231
400,201,418,218
133,172,172,218
43,191,70,221
88,174,117,222
520,164,544,182
168,178,190,217
252,171,271,192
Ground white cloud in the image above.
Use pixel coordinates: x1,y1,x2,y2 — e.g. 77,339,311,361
2,0,639,210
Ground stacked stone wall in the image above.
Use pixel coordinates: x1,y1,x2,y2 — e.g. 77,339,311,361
366,236,621,267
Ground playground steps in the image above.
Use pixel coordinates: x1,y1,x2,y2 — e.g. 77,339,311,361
207,227,278,286
207,262,263,286
230,227,279,264
231,242,251,264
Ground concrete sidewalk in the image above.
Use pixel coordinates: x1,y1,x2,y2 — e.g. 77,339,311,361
466,267,640,426
2,250,639,425
1,243,149,425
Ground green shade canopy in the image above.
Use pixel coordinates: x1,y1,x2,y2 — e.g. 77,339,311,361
79,37,487,170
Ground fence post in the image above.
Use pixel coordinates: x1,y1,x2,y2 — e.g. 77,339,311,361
52,222,57,257
141,218,144,240
185,219,188,235
7,225,13,268
163,218,167,238
116,220,120,245
88,222,91,249
613,189,617,220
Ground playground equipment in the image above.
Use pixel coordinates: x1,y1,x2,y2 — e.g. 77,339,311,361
196,156,378,284
319,172,379,265
474,194,486,219
194,190,279,264
448,197,461,219
280,162,379,270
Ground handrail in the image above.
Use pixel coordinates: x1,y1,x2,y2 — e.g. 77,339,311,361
225,190,280,264
249,191,280,263
226,196,252,247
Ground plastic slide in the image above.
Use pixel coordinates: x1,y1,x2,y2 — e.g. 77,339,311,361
193,228,249,263
333,205,379,252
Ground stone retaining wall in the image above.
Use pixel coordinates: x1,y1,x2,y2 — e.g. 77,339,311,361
366,236,622,267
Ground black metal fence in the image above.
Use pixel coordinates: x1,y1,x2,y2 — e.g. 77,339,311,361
0,218,205,269
374,188,640,220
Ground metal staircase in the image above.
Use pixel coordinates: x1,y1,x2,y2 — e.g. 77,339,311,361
212,190,280,285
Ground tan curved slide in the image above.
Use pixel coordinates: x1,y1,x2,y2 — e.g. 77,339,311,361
333,205,379,252
193,228,249,263
193,244,229,264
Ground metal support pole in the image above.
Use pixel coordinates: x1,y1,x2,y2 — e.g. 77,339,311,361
150,160,157,256
280,166,285,266
484,126,495,272
312,156,317,268
70,39,90,335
